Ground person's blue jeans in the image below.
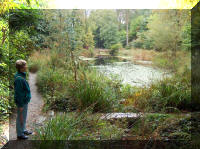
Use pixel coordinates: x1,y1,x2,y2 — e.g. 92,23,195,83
16,104,28,137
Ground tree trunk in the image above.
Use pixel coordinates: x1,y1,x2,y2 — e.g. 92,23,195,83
1,27,7,45
116,9,121,31
125,10,129,46
85,10,87,32
59,10,63,52
70,50,77,81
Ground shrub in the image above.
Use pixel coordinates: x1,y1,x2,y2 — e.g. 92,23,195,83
130,113,191,140
120,83,136,99
68,69,121,112
131,40,143,49
37,67,74,111
36,51,122,113
125,68,191,113
152,51,191,73
28,50,50,73
0,81,12,121
131,31,154,50
109,43,122,56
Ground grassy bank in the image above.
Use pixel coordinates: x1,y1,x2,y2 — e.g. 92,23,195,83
35,112,125,140
117,48,192,113
129,113,192,140
119,48,190,72
119,48,157,61
28,49,123,113
35,110,195,141
122,68,191,113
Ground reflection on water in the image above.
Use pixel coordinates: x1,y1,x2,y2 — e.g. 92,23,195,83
93,62,171,87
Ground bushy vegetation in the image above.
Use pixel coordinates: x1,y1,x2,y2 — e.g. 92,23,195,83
123,68,191,113
68,69,121,112
130,113,192,140
0,82,10,121
109,43,122,56
0,2,47,121
30,48,122,113
28,50,50,73
152,50,191,72
0,17,12,121
35,112,125,140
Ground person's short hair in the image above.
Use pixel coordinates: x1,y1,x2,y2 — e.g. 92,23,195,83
16,59,27,72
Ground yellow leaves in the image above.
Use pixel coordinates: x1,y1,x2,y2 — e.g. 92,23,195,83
159,0,199,9
122,98,132,106
135,91,142,97
122,91,143,106
0,0,20,15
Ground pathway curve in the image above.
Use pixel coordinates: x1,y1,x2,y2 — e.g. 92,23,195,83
9,72,45,140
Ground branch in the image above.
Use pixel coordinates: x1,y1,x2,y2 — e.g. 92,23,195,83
1,27,7,45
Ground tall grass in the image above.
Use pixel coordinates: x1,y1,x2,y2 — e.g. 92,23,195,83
152,51,191,73
68,69,121,112
37,66,76,111
130,113,191,140
35,112,125,140
118,48,157,61
28,50,50,73
31,48,122,112
124,68,191,113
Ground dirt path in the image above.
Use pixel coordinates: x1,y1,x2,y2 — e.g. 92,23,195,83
9,72,45,140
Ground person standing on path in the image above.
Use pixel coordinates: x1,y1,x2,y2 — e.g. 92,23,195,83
14,59,33,140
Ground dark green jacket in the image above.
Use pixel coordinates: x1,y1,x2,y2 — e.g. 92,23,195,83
14,71,31,107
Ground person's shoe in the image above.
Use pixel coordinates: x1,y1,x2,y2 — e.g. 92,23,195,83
17,135,28,140
23,130,33,135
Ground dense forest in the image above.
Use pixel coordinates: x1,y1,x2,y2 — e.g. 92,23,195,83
0,0,200,148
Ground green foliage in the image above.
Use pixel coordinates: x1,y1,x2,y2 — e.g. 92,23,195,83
88,9,190,52
120,84,136,99
0,19,9,79
83,28,95,49
7,9,48,83
68,69,121,112
147,13,175,51
37,66,73,111
89,10,120,48
129,68,191,113
0,0,41,16
9,9,41,32
130,113,191,140
35,112,125,140
146,10,190,52
159,115,192,140
132,32,153,49
0,8,51,122
65,10,85,51
181,22,191,51
34,48,122,112
129,15,147,41
0,19,11,121
100,23,120,49
119,30,126,47
0,81,11,121
153,51,191,72
131,114,171,136
109,43,122,56
28,60,40,73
